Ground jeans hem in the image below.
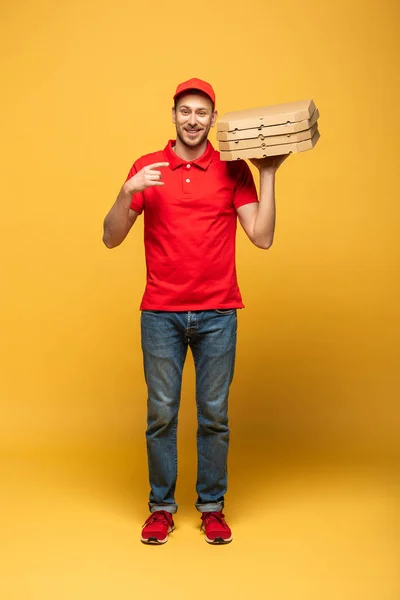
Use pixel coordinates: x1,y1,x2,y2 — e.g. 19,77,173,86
195,502,224,513
149,503,178,515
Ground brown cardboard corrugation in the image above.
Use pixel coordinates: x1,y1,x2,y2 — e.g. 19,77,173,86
219,123,318,151
217,109,319,141
220,128,320,161
217,100,316,132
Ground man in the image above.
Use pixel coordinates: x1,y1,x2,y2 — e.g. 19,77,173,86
103,78,288,545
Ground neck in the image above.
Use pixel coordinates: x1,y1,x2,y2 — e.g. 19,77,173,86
173,137,208,161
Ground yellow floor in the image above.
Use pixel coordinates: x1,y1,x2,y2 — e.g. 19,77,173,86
1,444,399,600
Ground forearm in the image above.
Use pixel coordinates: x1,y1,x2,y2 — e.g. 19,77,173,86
102,185,134,248
253,170,276,248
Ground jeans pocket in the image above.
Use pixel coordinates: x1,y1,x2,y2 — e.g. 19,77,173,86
214,309,236,315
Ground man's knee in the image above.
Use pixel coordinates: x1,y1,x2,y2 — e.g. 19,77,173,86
147,404,179,436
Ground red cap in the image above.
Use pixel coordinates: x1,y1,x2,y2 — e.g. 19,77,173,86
173,78,216,105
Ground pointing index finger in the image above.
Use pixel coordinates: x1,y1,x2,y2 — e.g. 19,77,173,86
148,162,169,169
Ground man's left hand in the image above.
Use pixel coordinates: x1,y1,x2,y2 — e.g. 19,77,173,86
249,153,290,173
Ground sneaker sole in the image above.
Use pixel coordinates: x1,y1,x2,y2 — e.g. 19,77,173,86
201,525,232,544
204,534,233,545
140,525,174,545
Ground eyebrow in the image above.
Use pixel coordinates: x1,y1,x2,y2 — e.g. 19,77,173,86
179,105,209,111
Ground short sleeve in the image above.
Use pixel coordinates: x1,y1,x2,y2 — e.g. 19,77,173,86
125,163,144,215
233,161,258,210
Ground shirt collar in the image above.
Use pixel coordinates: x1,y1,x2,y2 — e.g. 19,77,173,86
163,139,215,170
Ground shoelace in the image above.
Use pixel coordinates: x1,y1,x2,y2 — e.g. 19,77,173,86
201,512,226,527
143,510,170,527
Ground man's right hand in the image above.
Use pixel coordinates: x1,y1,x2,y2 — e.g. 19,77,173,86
124,162,170,194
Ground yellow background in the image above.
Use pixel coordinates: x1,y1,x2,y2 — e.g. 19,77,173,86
1,0,399,598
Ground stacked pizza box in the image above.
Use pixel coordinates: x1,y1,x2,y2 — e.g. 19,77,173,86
217,100,320,161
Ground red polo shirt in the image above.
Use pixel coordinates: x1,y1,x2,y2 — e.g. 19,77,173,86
126,140,258,311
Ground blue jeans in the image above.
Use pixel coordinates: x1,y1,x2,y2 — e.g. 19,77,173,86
140,309,238,514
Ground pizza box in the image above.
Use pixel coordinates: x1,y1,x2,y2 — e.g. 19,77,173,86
217,108,319,141
219,123,318,151
218,99,316,132
220,128,320,161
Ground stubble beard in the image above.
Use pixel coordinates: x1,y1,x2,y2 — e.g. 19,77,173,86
176,124,211,149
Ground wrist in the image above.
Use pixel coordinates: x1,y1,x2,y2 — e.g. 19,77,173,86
259,167,276,178
121,181,136,196
117,185,134,207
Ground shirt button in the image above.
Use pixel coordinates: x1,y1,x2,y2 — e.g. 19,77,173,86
186,178,191,183
186,164,191,169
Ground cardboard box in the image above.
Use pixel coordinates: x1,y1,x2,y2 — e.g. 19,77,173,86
220,128,320,161
217,108,319,141
218,99,316,132
219,123,318,151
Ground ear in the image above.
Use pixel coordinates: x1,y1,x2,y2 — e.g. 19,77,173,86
211,110,218,128
172,107,176,125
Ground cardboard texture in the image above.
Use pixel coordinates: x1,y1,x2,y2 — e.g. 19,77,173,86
219,123,318,151
217,99,316,132
217,108,319,141
220,129,320,161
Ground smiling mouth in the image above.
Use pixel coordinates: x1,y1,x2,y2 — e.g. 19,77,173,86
185,129,201,135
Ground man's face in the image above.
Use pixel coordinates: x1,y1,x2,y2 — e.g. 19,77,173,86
172,93,217,148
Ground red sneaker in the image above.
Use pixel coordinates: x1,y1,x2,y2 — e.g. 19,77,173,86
200,511,232,544
141,510,174,545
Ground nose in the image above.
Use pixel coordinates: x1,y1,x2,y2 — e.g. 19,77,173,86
188,112,197,127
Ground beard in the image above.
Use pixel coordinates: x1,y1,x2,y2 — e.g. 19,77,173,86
176,123,211,148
